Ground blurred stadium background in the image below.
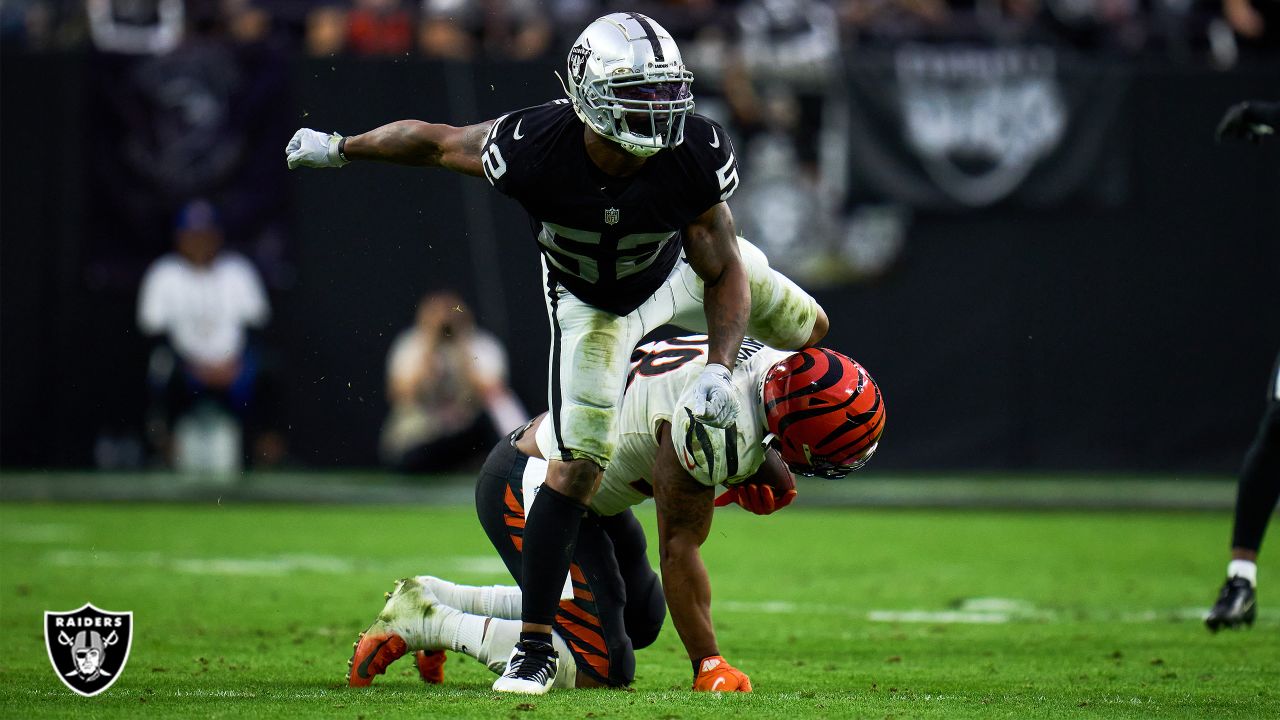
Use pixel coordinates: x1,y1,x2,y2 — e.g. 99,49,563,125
2,0,1278,483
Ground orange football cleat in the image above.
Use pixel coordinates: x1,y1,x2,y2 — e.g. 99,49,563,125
347,630,408,687
415,650,447,684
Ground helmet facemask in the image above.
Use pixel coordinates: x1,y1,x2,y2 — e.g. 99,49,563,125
582,66,694,157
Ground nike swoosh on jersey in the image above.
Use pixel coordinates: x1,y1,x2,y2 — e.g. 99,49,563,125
711,677,727,691
513,119,525,140
709,128,720,148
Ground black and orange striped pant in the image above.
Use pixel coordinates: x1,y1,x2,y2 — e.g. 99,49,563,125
475,439,666,687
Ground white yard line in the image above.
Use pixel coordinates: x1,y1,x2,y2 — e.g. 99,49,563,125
2,523,86,544
717,597,1242,625
41,550,511,578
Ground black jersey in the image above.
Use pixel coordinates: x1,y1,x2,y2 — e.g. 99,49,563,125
480,100,740,316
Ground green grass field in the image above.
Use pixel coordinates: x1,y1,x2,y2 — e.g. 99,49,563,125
1,499,1276,718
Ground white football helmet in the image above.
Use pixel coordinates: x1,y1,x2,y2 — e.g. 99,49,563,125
562,13,695,158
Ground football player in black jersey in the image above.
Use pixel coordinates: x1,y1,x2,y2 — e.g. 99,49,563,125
1204,100,1280,632
286,12,829,694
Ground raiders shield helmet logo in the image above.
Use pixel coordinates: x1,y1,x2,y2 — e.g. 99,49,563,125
569,41,591,86
45,603,133,696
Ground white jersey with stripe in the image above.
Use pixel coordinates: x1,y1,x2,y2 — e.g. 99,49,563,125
584,335,791,516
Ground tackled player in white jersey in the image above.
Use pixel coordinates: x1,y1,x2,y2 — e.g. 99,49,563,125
346,335,885,691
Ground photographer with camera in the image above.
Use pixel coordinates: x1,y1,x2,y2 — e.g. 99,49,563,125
380,291,526,474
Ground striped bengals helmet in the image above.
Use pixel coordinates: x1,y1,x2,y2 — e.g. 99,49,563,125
762,348,885,479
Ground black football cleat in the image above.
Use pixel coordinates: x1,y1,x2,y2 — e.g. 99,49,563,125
1205,577,1256,632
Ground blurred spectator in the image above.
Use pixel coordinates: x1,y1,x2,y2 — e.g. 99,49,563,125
419,0,551,60
1223,0,1279,47
380,291,526,474
306,3,348,54
137,199,277,474
224,0,271,45
838,0,952,42
348,0,415,54
305,0,415,56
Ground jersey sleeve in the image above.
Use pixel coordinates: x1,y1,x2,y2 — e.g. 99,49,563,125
479,112,523,197
681,114,740,212
479,101,565,199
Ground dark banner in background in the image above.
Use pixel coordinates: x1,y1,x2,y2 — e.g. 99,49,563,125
2,52,1278,472
84,41,294,290
846,45,1133,210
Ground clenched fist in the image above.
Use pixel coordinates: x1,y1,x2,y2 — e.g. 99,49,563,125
286,128,348,169
678,363,739,429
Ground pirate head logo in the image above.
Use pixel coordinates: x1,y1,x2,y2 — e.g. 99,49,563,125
45,603,133,696
895,45,1065,207
568,41,591,86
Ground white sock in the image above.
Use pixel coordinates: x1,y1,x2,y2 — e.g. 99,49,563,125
476,617,577,688
1228,559,1258,587
417,577,523,619
476,616,519,674
393,581,466,652
489,586,523,619
448,613,487,657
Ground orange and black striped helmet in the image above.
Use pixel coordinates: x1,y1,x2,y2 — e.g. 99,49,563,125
762,348,885,479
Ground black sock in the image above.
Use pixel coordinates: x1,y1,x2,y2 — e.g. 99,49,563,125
519,631,553,648
520,483,587,627
1231,401,1280,552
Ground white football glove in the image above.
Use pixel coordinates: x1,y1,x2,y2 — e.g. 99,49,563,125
285,128,347,169
679,363,739,429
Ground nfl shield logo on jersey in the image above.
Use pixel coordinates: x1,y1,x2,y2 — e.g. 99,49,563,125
45,603,133,696
604,207,621,225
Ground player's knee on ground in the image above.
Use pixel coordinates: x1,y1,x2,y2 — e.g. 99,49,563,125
736,237,822,350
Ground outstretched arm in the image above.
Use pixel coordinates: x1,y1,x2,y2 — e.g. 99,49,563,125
286,120,494,177
344,120,493,175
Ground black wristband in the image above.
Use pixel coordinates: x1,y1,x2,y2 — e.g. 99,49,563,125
337,135,349,161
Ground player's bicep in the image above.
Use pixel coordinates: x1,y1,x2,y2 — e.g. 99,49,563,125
438,120,494,177
683,202,742,286
653,421,715,549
